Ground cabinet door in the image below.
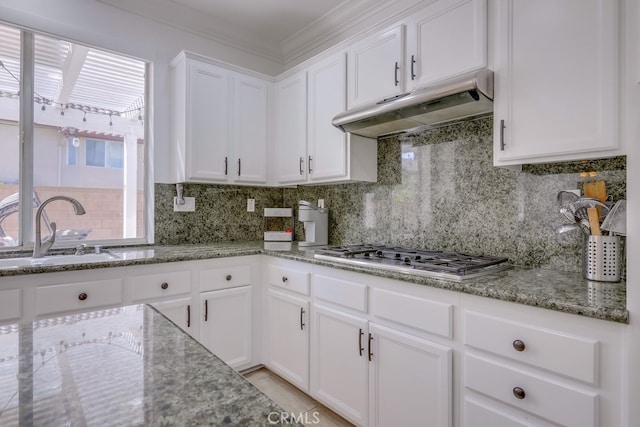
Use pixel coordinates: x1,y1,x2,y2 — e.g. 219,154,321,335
265,288,310,391
151,297,193,335
311,304,368,426
307,52,349,182
406,0,486,90
275,72,308,184
232,74,269,184
200,286,252,369
348,24,405,109
369,323,452,427
186,61,230,181
493,0,620,165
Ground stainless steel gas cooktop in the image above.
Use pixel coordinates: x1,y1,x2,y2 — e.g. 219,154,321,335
313,245,510,281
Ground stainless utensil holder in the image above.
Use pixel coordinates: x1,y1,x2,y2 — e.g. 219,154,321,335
583,235,620,282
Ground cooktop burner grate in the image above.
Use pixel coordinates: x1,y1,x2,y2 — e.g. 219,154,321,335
313,244,510,281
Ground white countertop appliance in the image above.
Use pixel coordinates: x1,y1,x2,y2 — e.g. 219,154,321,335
298,201,328,247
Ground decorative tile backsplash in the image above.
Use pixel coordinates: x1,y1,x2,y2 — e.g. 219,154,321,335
155,117,626,272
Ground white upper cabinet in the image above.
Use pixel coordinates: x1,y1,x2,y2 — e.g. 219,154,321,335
172,58,230,183
170,51,271,185
405,0,486,90
232,74,269,184
493,0,622,166
347,0,487,109
274,71,308,184
348,25,405,109
274,51,377,185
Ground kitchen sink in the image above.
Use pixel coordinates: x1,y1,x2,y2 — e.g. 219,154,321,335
0,252,119,269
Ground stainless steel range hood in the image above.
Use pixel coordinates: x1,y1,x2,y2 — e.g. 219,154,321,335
332,68,493,138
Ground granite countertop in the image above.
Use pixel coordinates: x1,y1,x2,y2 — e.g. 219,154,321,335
0,242,628,323
0,304,297,426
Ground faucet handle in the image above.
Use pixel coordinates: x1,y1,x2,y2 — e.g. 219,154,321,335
41,221,57,254
75,243,87,256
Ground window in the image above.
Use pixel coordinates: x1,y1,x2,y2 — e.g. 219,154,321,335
0,22,150,247
85,139,124,168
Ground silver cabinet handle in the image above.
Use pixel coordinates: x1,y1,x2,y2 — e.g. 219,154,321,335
411,55,416,80
394,61,400,86
308,155,313,174
299,157,304,175
500,120,506,151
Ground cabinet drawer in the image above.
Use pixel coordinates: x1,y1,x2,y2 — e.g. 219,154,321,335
465,354,597,427
464,311,598,384
313,274,367,312
268,264,310,295
371,288,452,338
0,289,21,323
200,265,251,292
129,270,191,302
35,279,124,316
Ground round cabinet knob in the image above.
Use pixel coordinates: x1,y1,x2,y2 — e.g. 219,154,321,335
282,276,288,283
513,387,526,400
512,339,526,352
161,282,169,290
226,275,232,281
78,293,88,301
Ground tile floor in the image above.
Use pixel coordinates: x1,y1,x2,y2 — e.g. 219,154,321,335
243,367,354,426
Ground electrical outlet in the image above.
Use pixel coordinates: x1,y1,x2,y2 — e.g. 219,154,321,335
174,197,195,212
317,199,325,209
247,198,255,212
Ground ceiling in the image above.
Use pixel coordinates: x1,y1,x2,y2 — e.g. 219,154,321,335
0,22,145,127
98,0,393,65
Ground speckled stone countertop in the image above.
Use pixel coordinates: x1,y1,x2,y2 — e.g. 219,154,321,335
0,304,297,426
0,242,627,323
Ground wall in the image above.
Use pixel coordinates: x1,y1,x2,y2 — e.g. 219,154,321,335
0,185,144,243
155,117,626,273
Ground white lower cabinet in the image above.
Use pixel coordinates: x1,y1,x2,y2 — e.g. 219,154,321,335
150,296,193,333
309,267,454,427
200,286,252,369
311,304,369,426
461,294,624,427
368,322,452,427
265,288,310,391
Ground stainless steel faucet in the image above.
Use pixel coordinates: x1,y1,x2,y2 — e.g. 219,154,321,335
33,196,86,258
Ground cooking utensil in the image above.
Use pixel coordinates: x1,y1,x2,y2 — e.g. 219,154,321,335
560,207,576,223
556,190,580,208
569,198,609,221
555,223,582,234
583,181,607,203
601,200,626,236
587,207,601,235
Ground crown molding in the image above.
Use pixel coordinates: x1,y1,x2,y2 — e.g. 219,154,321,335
281,0,425,67
97,0,426,73
97,0,285,64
